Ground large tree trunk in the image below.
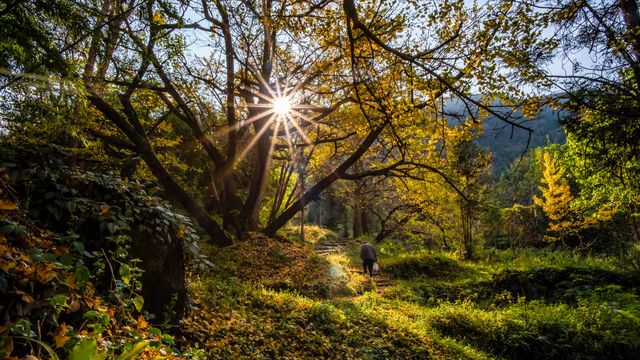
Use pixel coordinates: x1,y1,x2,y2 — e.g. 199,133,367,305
87,94,233,246
621,0,640,63
130,228,185,324
221,185,243,237
353,203,363,238
241,122,272,231
361,206,369,234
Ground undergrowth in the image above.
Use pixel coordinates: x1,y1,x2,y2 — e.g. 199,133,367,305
370,245,640,359
3,150,639,360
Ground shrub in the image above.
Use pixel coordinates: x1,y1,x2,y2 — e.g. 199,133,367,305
384,253,460,279
430,299,640,359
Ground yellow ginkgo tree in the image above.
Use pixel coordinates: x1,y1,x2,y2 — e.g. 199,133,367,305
533,151,576,244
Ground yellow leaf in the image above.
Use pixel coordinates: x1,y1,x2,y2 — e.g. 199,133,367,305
0,199,17,211
15,290,34,303
0,336,12,354
136,316,148,329
54,324,71,348
63,273,77,289
35,264,57,284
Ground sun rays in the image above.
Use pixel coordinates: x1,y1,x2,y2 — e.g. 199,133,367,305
228,71,322,167
272,97,291,117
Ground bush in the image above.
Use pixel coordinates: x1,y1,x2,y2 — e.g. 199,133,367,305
430,299,640,359
0,146,200,358
384,253,460,279
280,224,338,245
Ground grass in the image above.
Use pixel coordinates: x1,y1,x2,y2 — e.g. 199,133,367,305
180,276,474,359
370,245,640,359
278,224,338,246
180,232,640,359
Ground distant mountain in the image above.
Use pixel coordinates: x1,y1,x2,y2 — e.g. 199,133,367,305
444,98,567,172
478,105,566,171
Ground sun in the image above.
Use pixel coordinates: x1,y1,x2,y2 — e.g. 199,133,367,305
272,97,291,116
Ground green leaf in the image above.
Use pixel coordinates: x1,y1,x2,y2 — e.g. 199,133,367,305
69,338,95,360
147,327,162,336
50,294,67,308
10,319,34,337
0,223,15,234
116,340,149,360
58,253,75,268
73,241,85,253
84,310,110,326
75,265,90,287
69,338,107,360
132,295,144,312
27,248,45,263
119,264,131,285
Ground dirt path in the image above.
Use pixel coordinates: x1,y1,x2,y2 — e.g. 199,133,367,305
314,238,394,294
313,237,350,256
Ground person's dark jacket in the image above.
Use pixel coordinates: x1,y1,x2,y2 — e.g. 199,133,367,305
360,242,377,261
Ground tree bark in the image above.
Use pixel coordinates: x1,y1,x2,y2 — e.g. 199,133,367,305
87,93,233,246
361,206,369,234
621,0,640,63
241,119,273,231
353,182,363,238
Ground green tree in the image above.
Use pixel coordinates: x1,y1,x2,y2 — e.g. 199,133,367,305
1,0,550,246
449,130,491,259
562,100,640,244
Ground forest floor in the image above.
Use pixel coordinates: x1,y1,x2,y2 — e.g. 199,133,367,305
178,227,640,359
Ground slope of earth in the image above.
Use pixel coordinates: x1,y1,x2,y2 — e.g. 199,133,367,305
179,229,640,359
180,233,489,359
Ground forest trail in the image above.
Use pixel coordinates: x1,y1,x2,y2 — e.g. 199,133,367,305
314,237,394,294
313,237,350,255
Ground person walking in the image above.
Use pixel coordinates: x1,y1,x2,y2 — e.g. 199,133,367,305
360,241,377,277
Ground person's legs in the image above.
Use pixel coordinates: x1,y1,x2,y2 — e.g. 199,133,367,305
362,261,367,275
364,260,374,276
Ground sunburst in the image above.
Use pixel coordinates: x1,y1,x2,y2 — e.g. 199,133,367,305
238,76,313,161
272,96,291,117
201,67,325,167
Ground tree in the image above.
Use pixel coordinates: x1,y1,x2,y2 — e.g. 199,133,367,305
534,151,576,244
1,0,543,246
484,147,547,248
494,0,640,249
562,102,640,243
449,135,491,259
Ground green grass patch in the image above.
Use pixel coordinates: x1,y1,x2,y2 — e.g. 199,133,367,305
180,276,472,359
429,299,640,359
279,224,338,246
383,253,461,280
191,238,640,359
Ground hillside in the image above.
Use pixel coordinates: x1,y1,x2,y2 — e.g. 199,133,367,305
180,229,640,359
445,98,567,172
2,166,639,358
